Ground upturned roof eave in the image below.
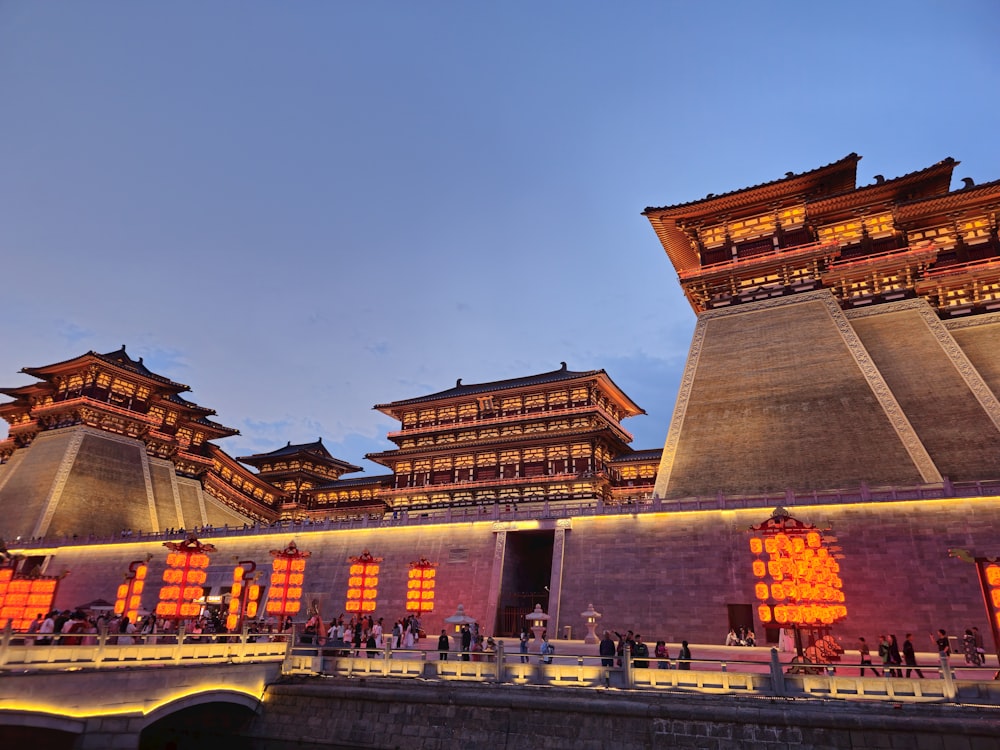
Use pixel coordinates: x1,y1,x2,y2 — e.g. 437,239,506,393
642,153,861,218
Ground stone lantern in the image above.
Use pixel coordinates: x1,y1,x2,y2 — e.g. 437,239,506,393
443,604,476,648
527,603,549,649
580,603,602,644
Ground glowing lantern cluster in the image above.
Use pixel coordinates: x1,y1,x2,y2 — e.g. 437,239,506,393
114,559,149,624
266,541,310,618
0,567,60,630
226,561,262,631
406,557,437,614
156,536,215,619
749,509,846,627
346,550,382,613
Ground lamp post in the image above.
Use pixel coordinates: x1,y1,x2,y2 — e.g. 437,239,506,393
528,604,550,650
581,603,602,644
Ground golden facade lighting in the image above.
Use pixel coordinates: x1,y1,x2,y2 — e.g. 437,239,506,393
226,560,261,631
266,541,310,618
345,549,382,613
749,507,846,628
406,556,437,615
156,536,215,619
0,566,60,630
114,557,150,624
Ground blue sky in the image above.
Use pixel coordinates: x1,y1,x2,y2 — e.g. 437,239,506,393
1,2,998,475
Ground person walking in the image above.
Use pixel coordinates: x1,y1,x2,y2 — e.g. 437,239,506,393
887,634,903,677
858,637,880,677
903,633,924,678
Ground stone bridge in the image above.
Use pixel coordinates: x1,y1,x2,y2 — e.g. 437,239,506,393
0,634,286,749
2,634,1000,749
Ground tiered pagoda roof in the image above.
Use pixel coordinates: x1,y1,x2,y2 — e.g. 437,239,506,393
644,155,999,316
374,363,644,417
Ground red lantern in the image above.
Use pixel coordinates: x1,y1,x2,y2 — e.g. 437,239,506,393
345,550,382,613
267,541,311,618
156,536,215,620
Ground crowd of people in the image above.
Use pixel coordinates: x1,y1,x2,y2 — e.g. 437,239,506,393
857,628,986,677
597,629,692,670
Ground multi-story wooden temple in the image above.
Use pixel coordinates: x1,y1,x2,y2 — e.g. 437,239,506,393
0,154,997,648
366,364,648,514
0,350,660,540
644,153,1000,498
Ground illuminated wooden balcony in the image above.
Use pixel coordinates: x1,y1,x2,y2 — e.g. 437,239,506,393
914,256,1000,314
28,395,160,427
387,403,634,444
821,242,941,305
678,241,841,312
381,471,604,498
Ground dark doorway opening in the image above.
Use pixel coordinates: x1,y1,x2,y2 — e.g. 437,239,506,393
727,603,755,641
496,530,553,637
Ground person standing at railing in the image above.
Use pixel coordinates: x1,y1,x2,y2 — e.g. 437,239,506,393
460,624,472,661
118,616,136,646
519,627,530,663
37,611,56,646
437,629,450,660
540,634,554,664
678,640,691,670
25,613,42,646
654,640,670,669
632,635,649,668
599,631,615,667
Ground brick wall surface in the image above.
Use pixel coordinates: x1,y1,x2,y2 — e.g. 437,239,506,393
947,315,1000,407
36,496,999,647
50,433,151,538
246,680,1000,750
149,459,180,531
663,298,924,498
851,309,1000,482
0,429,74,538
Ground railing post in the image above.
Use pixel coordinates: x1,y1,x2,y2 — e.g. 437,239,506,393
941,654,956,701
495,639,505,683
623,644,632,688
770,648,785,697
95,620,107,667
0,620,12,668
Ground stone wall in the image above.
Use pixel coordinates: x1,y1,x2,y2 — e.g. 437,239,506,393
0,426,256,540
655,293,1000,499
246,679,1000,749
32,494,998,649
